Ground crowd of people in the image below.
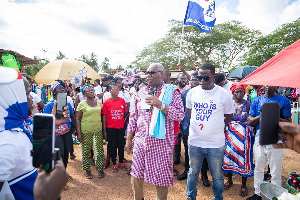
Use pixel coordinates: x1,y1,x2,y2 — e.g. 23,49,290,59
1,62,300,200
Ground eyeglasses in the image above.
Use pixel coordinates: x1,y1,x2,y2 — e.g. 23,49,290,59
196,76,211,82
144,71,162,76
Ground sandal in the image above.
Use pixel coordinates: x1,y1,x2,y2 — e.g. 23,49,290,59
70,155,76,160
240,186,248,196
85,170,93,179
119,163,128,171
173,168,179,176
112,165,118,173
224,181,233,190
98,170,104,178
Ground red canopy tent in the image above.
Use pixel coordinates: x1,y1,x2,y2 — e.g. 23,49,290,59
240,39,300,88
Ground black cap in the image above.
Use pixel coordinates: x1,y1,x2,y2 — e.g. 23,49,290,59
101,76,108,82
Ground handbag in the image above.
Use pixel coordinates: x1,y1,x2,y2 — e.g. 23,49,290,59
57,124,70,135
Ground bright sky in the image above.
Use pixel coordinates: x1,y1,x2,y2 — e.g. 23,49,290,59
1,0,299,68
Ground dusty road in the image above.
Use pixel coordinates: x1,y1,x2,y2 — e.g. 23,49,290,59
61,144,300,200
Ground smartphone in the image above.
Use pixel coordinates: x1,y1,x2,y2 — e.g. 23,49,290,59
32,113,56,172
259,102,280,145
56,92,67,119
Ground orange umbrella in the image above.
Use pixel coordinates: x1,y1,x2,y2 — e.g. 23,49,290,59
34,59,102,84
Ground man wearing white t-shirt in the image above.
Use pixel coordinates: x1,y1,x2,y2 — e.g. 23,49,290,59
186,63,234,200
94,78,109,104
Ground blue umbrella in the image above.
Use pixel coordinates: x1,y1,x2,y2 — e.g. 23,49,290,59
227,66,258,79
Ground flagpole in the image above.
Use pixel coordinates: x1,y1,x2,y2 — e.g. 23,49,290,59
178,21,185,64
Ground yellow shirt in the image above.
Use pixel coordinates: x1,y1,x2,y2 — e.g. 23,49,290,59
77,101,102,133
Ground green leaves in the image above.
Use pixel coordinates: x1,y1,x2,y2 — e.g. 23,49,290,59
131,18,299,71
77,52,99,72
23,56,49,77
131,20,259,70
240,18,300,67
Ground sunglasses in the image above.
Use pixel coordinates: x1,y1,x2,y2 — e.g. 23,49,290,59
196,76,211,82
144,71,162,75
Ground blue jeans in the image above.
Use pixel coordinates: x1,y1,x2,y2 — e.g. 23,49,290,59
187,145,225,200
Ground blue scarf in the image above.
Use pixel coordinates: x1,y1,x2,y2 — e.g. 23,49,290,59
81,84,92,94
149,84,178,139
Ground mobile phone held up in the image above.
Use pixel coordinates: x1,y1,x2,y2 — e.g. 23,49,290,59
32,113,56,172
259,102,280,145
56,92,67,119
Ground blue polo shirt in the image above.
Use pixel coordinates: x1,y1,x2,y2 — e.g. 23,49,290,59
249,94,291,145
43,100,74,129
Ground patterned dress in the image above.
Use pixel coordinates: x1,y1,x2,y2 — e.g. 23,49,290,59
127,84,185,187
77,101,104,171
223,100,254,177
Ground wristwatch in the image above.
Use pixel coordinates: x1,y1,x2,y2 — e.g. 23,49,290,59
160,103,166,110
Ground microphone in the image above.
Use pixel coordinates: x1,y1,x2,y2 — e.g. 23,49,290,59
153,88,157,96
148,87,154,96
147,87,157,112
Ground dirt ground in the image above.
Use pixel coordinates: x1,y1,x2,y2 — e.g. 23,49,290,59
61,144,300,200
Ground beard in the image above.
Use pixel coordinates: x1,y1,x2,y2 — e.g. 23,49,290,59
178,82,186,88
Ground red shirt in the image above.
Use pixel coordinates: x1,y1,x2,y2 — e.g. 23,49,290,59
102,97,127,129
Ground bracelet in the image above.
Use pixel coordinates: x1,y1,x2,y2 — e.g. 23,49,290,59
160,103,166,110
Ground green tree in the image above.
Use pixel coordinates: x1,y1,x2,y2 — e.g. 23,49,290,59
240,18,300,66
99,57,111,73
126,64,134,69
116,65,124,70
56,51,66,60
131,20,259,70
77,52,99,72
131,36,179,70
23,56,50,77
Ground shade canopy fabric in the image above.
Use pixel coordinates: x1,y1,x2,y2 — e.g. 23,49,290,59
227,66,258,79
240,39,300,88
34,59,102,84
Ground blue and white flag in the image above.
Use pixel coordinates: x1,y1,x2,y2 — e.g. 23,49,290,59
184,0,216,33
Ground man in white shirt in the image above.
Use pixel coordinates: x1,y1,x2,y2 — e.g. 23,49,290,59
246,86,291,200
94,77,109,104
186,63,234,200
